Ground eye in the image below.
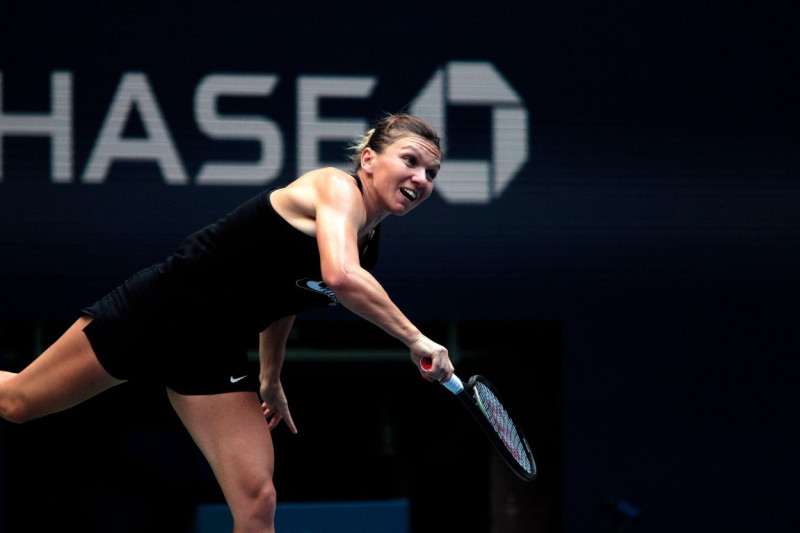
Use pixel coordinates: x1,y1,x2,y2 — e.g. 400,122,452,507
426,168,438,181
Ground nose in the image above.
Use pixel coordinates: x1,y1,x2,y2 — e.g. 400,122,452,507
412,167,428,184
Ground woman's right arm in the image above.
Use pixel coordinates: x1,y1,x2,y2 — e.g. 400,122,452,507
313,174,454,382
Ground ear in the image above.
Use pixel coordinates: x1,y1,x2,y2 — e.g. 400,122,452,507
360,147,376,173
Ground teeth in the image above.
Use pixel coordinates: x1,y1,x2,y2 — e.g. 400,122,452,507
401,188,417,201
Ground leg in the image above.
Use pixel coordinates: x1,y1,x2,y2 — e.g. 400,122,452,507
167,389,277,533
0,316,124,423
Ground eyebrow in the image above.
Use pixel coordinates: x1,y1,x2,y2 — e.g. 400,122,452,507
402,144,441,170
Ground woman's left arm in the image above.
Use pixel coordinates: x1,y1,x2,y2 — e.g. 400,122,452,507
259,315,298,433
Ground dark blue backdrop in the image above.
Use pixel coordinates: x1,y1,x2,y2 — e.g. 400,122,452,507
1,1,799,531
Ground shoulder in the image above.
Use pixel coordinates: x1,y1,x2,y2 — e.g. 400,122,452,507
274,168,364,223
304,168,362,206
306,167,357,191
276,168,357,205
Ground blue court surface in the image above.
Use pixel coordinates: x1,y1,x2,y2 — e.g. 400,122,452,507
194,498,409,533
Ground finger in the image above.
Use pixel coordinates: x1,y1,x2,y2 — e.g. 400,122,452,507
419,367,435,382
282,408,299,435
422,356,450,381
267,414,281,431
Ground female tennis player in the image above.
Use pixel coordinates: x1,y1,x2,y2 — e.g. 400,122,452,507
0,113,454,533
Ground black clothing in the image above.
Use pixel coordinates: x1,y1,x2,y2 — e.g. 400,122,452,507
82,184,380,394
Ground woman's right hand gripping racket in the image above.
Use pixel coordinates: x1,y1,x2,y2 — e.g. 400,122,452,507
421,357,537,481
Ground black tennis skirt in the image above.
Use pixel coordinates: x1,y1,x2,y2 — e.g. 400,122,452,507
81,264,260,396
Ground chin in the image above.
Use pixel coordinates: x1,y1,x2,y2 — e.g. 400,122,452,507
395,204,419,216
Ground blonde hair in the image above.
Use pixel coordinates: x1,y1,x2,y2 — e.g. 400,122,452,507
349,113,442,171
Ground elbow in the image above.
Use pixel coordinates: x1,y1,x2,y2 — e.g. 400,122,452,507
321,266,360,298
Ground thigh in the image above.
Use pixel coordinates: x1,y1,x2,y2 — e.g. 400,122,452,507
166,389,275,504
9,316,124,419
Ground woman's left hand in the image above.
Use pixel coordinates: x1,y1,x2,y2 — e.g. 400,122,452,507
260,378,298,434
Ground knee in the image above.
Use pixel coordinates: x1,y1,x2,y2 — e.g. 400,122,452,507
253,480,277,524
0,378,35,424
234,478,277,532
0,394,34,424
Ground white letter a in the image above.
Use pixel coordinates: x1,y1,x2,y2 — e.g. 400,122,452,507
82,73,188,184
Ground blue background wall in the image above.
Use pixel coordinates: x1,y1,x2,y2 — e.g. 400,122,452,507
1,1,799,531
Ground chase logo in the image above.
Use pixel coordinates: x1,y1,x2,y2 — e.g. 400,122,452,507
0,62,528,205
412,62,529,204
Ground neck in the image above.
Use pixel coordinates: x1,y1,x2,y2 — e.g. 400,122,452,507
356,168,390,228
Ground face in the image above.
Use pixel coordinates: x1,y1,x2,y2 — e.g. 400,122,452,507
362,135,441,216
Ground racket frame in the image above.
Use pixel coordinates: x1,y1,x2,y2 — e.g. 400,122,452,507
455,375,537,481
421,358,537,481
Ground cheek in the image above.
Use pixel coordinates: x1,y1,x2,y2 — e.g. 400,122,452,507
420,183,434,201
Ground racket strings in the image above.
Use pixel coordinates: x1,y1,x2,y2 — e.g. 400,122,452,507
474,382,533,475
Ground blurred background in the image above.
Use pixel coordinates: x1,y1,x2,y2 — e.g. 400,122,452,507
1,1,798,531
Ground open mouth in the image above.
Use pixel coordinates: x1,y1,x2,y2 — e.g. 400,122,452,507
400,187,417,201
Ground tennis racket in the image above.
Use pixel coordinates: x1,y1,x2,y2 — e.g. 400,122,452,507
421,357,537,481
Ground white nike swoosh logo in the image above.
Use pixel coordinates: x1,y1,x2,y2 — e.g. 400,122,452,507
230,375,248,383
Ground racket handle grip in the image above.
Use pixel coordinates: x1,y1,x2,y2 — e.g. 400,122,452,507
421,357,465,394
440,374,465,394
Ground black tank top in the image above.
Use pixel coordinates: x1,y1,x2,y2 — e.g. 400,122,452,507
162,179,380,333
